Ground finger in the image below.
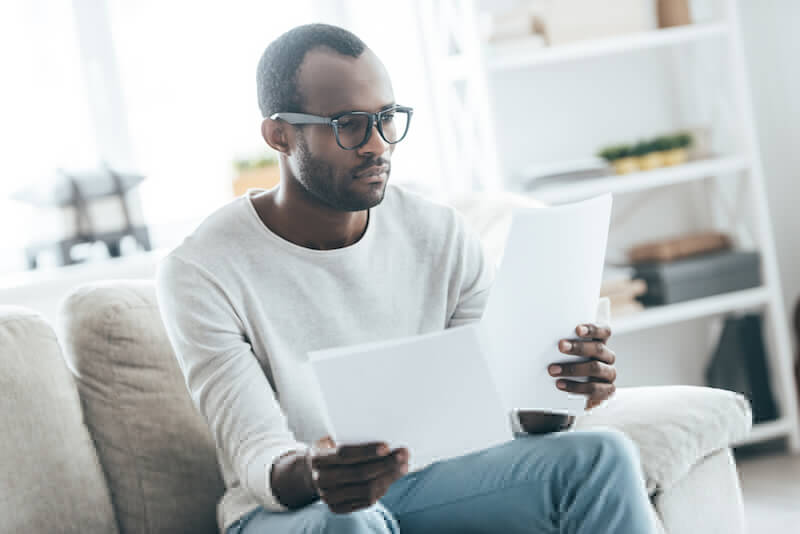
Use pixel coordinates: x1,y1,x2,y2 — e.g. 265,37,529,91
315,436,336,450
558,340,616,364
323,478,390,507
321,471,397,508
556,379,616,401
312,441,390,468
587,387,617,410
316,449,408,489
327,499,373,514
575,323,612,341
338,442,390,459
586,398,602,410
549,360,616,382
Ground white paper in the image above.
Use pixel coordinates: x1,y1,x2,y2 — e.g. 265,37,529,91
308,194,613,463
309,324,512,470
481,194,613,415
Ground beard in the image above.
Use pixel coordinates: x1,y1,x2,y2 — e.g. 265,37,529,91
295,134,389,212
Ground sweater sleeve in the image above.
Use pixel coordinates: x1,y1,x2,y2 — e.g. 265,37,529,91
155,254,306,512
447,212,496,328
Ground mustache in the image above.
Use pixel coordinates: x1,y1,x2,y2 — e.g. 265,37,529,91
352,158,391,175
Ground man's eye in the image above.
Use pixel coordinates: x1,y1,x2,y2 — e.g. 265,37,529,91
381,113,395,122
338,121,356,129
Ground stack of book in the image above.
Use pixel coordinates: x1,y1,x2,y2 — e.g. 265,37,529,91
601,266,647,317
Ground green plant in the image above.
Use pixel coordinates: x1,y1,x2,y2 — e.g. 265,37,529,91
598,131,693,161
233,152,279,173
651,136,673,152
630,140,651,157
674,132,692,149
598,144,632,161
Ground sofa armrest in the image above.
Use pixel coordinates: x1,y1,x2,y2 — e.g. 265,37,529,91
654,447,746,534
574,385,752,494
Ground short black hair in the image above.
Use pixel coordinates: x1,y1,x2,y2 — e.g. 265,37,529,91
256,23,367,118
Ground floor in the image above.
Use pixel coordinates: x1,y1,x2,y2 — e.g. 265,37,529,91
735,440,800,531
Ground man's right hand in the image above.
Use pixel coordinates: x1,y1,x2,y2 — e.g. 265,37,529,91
307,437,409,514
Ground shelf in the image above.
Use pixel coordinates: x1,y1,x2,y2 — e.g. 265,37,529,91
487,22,729,72
524,156,750,204
734,418,794,447
612,287,770,335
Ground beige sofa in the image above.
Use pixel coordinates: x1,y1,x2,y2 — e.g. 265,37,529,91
1,280,751,533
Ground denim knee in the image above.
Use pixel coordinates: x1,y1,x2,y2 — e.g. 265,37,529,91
567,429,641,475
314,505,397,534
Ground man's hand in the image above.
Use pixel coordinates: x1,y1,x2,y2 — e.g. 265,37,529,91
307,437,409,514
517,411,575,434
550,323,617,410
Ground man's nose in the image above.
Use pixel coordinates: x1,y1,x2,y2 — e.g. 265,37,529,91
358,121,389,155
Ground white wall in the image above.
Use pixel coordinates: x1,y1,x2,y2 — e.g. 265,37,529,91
738,0,800,323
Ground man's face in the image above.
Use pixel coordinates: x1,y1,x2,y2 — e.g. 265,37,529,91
289,47,397,212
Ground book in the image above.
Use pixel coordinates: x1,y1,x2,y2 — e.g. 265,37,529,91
628,231,732,263
601,278,647,299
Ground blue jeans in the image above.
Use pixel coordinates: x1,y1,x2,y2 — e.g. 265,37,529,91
227,429,658,534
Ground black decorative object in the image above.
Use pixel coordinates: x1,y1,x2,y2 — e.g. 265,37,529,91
705,313,779,424
12,165,150,269
794,298,800,413
634,250,761,306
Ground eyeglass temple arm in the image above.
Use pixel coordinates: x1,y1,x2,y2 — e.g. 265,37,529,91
269,112,330,125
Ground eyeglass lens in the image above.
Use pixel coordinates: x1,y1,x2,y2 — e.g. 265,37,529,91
335,109,410,149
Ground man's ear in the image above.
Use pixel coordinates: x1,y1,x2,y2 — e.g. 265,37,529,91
262,118,291,155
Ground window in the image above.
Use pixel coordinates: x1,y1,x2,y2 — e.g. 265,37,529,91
0,0,441,276
106,0,316,238
0,0,98,273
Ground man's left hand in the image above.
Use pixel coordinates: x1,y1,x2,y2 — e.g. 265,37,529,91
550,323,616,410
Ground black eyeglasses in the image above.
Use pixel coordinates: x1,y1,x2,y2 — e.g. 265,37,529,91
270,105,413,150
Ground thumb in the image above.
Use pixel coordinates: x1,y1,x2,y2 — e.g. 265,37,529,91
315,435,337,451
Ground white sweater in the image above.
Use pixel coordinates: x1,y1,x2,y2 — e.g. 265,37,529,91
155,185,493,532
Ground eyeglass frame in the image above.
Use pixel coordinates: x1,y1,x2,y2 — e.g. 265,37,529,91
269,105,414,150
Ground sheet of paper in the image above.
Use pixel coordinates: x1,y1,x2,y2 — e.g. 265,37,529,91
309,324,512,471
481,194,613,415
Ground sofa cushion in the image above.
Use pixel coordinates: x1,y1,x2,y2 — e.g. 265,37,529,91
0,306,119,533
58,282,225,534
575,385,752,494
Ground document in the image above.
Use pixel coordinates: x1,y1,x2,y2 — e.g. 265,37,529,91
309,324,512,470
481,193,613,414
309,194,613,464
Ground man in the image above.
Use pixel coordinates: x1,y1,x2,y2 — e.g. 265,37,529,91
156,23,657,534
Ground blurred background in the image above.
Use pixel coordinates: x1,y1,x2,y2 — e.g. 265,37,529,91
1,0,799,528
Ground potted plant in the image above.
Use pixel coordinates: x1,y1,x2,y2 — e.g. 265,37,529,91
598,131,694,175
662,133,692,166
598,144,639,175
232,152,280,197
637,138,667,171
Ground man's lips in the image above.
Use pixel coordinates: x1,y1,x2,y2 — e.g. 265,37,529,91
355,164,389,179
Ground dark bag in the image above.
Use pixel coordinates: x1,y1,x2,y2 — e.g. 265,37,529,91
794,299,800,410
705,313,779,423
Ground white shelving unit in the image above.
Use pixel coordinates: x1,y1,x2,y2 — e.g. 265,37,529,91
612,286,770,335
418,0,800,451
529,155,749,204
486,21,729,71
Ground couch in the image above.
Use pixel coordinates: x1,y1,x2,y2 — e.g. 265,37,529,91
1,281,750,534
